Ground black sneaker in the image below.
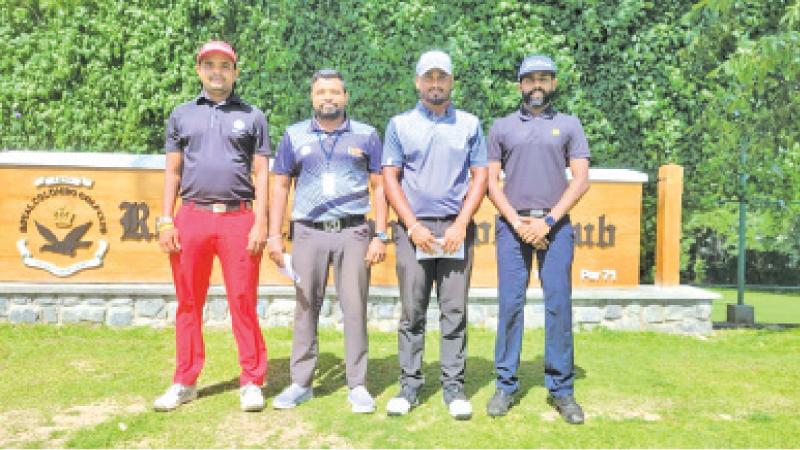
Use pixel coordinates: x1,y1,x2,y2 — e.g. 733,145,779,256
547,394,585,425
486,389,515,417
386,385,418,416
443,385,472,420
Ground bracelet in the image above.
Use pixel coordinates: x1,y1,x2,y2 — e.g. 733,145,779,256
407,222,421,238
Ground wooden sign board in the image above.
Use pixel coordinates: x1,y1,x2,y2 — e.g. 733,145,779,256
0,152,646,287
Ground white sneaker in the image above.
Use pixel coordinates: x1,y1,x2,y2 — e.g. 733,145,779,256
386,385,418,416
272,383,313,409
240,383,265,412
448,398,473,420
153,384,197,411
348,386,375,413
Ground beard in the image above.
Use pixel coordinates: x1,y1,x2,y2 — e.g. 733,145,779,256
522,88,555,108
420,87,450,105
315,103,344,120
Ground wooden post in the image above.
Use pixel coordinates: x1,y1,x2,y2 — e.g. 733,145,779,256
655,164,683,286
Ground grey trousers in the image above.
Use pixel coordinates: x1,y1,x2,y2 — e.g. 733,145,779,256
290,221,371,388
394,218,475,391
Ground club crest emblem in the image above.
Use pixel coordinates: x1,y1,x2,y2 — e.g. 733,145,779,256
17,176,109,277
232,119,246,132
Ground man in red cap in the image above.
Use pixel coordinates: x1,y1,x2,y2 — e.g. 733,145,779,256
153,40,270,412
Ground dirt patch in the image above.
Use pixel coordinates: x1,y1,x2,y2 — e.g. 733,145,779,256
0,397,148,447
213,410,351,448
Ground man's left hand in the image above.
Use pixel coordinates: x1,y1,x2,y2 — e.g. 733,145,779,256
364,238,386,266
246,222,268,255
527,217,551,247
442,221,468,254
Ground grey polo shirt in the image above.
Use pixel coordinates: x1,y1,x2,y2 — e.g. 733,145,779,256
165,92,271,203
382,102,488,218
488,107,590,210
272,116,382,222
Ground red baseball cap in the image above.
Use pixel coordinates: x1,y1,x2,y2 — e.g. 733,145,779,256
196,40,237,64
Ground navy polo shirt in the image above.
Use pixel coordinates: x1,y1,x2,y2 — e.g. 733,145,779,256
272,117,382,222
488,107,590,210
165,91,271,202
382,102,488,218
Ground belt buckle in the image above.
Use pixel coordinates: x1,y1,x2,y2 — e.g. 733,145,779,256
211,203,227,213
322,219,341,232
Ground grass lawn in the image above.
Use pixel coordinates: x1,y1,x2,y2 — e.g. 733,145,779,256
709,288,800,324
1,322,799,448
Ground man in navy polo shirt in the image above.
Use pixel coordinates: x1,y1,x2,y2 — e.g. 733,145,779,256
486,55,590,424
154,41,269,412
382,50,488,420
268,69,388,413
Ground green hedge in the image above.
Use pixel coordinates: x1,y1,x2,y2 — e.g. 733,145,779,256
2,0,798,283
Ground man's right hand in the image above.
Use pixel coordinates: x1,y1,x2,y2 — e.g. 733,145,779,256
158,227,181,253
515,218,549,250
409,223,437,254
267,237,285,268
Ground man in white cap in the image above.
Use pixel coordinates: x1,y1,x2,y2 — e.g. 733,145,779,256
382,50,488,420
153,40,270,412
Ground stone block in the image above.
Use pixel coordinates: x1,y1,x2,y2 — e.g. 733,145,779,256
485,304,499,318
665,305,684,321
110,298,133,307
107,307,134,327
376,304,395,320
85,297,107,307
41,307,58,324
575,306,603,323
319,317,337,328
319,300,332,317
136,298,165,318
35,297,58,306
9,306,38,324
266,316,291,328
0,298,7,316
62,308,80,324
79,307,106,323
332,302,343,322
644,305,664,323
604,305,623,320
426,307,440,324
207,299,228,321
166,302,178,325
60,296,81,306
524,304,545,328
468,304,485,325
11,297,30,305
696,303,712,320
269,300,296,317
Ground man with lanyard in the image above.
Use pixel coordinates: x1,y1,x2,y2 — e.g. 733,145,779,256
382,50,488,420
485,54,590,424
268,69,388,414
154,41,270,412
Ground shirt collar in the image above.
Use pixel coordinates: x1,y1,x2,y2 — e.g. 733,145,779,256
195,91,243,106
517,104,556,121
308,114,351,134
415,101,456,121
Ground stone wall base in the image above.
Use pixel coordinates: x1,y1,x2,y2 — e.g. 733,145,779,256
0,284,719,335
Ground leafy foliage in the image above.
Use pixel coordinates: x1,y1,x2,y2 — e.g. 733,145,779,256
1,0,797,283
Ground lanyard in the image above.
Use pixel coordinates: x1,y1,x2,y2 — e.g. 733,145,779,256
316,131,341,169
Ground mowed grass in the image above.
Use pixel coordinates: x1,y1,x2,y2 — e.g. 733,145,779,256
1,320,799,449
710,288,800,324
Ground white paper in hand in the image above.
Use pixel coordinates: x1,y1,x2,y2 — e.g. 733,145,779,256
278,253,301,283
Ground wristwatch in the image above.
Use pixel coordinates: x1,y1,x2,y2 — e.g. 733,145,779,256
373,231,391,243
544,215,556,227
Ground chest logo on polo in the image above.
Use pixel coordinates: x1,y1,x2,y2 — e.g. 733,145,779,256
552,128,561,137
232,119,246,133
347,147,364,157
300,146,311,156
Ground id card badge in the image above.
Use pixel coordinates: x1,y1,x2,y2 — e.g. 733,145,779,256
321,172,336,197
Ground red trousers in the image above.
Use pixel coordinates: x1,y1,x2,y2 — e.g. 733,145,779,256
169,203,267,386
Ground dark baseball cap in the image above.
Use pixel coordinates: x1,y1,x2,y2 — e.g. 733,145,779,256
518,54,556,80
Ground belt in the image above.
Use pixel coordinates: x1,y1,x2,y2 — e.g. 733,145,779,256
517,208,551,218
300,215,366,232
189,200,252,213
416,215,459,222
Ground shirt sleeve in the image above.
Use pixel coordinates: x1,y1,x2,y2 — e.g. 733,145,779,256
271,131,297,176
164,109,182,153
366,129,383,173
487,119,503,162
567,117,591,160
253,112,271,157
467,121,488,167
381,118,403,167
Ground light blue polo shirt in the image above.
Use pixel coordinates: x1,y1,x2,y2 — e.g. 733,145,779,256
382,102,487,217
272,117,382,222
